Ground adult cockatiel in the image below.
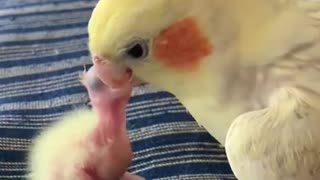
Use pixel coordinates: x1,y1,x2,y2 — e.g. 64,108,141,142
87,0,320,179
27,65,144,180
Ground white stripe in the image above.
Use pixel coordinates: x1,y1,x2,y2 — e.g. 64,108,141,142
0,13,90,32
0,168,27,172
131,154,227,170
132,84,162,96
0,106,185,128
155,174,235,180
133,142,221,157
126,109,187,121
0,162,26,165
0,82,83,104
0,37,87,61
126,105,186,117
0,125,42,129
133,148,226,163
0,137,31,141
0,117,56,123
0,120,204,136
0,34,85,53
0,72,76,93
2,46,87,62
128,122,206,142
0,81,81,100
0,140,221,156
0,120,56,126
1,0,41,8
126,97,180,111
0,93,87,111
0,73,77,98
0,67,79,88
167,109,188,113
0,102,176,121
0,26,88,43
0,95,176,119
0,56,91,78
131,156,229,174
0,121,55,130
134,142,219,154
0,145,29,151
0,114,61,119
0,106,182,124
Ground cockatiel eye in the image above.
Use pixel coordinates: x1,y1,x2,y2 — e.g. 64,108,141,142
124,38,149,60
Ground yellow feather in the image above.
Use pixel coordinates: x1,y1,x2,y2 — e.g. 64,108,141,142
27,109,97,180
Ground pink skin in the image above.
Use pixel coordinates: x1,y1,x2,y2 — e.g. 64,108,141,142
92,55,132,89
78,66,143,180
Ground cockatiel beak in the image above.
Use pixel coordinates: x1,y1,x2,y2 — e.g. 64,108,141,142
92,54,133,89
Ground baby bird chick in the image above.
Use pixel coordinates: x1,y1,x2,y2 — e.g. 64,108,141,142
27,66,143,180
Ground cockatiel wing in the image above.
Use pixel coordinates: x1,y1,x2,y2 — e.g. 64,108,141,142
225,89,320,180
241,0,320,65
226,2,320,179
290,0,320,60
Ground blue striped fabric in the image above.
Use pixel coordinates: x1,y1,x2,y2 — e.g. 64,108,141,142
0,0,235,179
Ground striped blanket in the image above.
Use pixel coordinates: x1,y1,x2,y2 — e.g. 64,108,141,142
0,0,235,179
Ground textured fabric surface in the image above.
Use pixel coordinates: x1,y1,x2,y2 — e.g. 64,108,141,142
0,0,235,179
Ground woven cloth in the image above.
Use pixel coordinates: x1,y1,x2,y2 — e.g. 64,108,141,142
0,0,235,179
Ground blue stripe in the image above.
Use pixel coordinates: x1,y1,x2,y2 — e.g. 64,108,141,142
0,77,77,94
132,133,219,152
0,128,35,139
126,101,182,113
0,7,93,19
134,163,234,179
0,115,59,120
0,50,89,68
0,100,183,121
0,170,25,177
0,104,87,116
0,87,86,104
127,112,192,130
126,104,185,115
0,151,27,164
129,92,177,104
0,65,92,86
0,34,88,46
0,22,88,34
132,150,227,166
0,0,95,10
132,156,230,173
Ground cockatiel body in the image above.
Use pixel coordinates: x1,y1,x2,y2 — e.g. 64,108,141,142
88,0,320,179
27,66,143,180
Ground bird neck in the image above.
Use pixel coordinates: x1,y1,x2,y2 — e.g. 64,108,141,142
91,99,128,146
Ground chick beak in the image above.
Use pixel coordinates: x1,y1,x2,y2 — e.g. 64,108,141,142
92,55,133,89
82,66,132,146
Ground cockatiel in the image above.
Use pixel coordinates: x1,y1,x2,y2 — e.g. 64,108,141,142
87,0,320,179
27,65,144,180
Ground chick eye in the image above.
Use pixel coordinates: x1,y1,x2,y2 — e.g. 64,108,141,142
125,39,149,59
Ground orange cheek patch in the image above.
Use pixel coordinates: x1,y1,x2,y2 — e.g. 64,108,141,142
153,17,213,71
